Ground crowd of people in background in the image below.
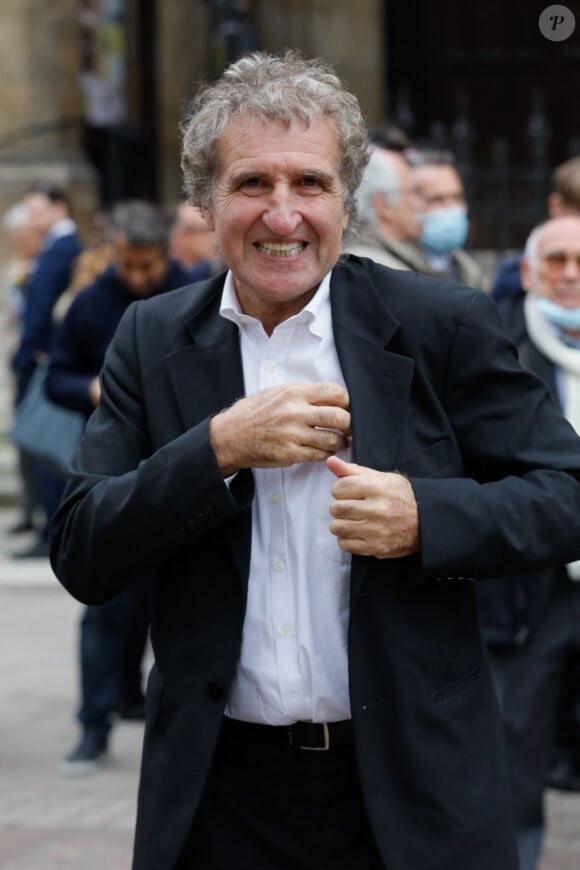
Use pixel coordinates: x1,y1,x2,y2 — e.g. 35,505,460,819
349,132,580,870
1,100,580,870
0,185,221,775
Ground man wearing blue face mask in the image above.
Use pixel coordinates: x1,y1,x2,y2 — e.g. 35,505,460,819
407,148,487,291
477,214,580,870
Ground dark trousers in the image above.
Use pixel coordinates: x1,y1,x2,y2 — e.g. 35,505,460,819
488,574,580,870
174,718,384,870
552,649,580,765
16,448,39,524
78,577,153,736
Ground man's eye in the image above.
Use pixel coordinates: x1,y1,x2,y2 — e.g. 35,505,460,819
240,177,262,190
301,175,321,188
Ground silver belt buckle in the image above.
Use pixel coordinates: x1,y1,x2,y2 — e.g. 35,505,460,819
290,721,330,751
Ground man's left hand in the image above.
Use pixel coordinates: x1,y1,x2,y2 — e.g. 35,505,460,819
327,456,420,559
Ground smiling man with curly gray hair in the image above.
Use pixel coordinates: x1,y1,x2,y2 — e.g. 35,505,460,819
50,50,580,870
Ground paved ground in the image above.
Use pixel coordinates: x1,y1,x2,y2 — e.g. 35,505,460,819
0,508,143,869
1,502,580,869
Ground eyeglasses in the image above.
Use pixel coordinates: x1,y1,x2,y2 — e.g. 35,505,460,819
542,252,580,271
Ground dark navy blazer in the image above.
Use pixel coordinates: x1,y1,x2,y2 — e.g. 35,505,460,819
12,231,82,400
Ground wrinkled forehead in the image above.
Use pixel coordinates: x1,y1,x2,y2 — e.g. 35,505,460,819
412,164,463,193
25,193,52,216
216,112,340,160
537,219,580,256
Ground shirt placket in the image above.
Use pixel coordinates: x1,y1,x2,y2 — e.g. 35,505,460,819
259,325,305,716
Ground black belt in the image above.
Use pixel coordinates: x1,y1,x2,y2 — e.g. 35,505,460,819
222,716,353,751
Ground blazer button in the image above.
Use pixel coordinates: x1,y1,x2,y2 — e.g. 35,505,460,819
207,681,225,700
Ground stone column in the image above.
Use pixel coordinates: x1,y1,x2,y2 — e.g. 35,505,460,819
0,0,98,248
258,0,385,124
156,1,211,206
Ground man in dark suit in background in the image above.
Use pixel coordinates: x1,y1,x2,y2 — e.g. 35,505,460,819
11,183,82,557
50,52,580,870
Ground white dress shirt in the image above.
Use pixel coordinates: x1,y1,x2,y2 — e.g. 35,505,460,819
220,270,353,724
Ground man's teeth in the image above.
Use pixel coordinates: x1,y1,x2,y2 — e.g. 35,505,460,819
256,242,305,256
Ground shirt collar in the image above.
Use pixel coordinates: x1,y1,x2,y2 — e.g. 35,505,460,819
219,269,333,338
44,218,77,248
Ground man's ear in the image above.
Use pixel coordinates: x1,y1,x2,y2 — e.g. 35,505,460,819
520,257,532,292
202,205,215,231
371,191,388,222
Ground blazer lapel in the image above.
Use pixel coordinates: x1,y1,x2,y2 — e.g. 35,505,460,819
165,281,251,584
330,262,415,471
165,288,245,431
331,261,416,597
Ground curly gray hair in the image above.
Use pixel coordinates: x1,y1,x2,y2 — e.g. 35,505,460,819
181,50,369,234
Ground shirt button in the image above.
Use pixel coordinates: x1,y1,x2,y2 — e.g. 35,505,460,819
273,559,285,572
264,361,277,373
277,625,290,638
271,492,281,505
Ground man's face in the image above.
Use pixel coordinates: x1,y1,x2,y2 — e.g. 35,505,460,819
412,164,466,212
205,114,349,329
25,193,59,236
115,235,169,297
10,213,42,260
523,216,580,308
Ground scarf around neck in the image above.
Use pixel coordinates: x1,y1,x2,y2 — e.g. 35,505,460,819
524,294,580,579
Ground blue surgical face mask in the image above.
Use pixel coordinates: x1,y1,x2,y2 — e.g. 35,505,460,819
420,205,469,254
534,295,580,330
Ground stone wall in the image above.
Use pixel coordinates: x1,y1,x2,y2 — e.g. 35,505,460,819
0,0,99,260
258,0,385,125
156,1,211,206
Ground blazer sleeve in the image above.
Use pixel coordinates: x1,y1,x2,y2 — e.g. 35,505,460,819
411,290,580,579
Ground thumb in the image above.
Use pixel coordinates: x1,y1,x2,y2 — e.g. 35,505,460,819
326,455,363,478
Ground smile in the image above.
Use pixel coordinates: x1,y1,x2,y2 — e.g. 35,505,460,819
255,242,306,257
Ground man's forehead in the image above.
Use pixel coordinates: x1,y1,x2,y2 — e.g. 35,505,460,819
116,239,166,258
26,193,50,211
538,218,580,253
413,164,461,190
217,115,339,161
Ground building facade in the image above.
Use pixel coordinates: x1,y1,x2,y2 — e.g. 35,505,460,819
0,0,384,253
1,1,578,254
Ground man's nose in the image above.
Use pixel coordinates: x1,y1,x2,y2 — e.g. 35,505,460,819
262,187,302,235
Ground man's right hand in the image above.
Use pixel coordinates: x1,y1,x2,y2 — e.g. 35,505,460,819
209,382,351,477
